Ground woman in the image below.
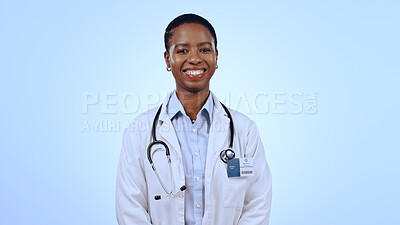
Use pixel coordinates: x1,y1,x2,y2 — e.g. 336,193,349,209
116,13,272,225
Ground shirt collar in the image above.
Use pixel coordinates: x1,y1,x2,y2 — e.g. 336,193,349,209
167,90,214,123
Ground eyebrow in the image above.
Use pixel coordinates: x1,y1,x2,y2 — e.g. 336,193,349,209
175,43,189,48
199,42,212,46
174,42,212,48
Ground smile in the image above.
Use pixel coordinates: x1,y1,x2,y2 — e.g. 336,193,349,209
183,69,207,79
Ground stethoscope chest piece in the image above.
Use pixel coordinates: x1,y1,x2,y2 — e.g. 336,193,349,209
220,148,235,163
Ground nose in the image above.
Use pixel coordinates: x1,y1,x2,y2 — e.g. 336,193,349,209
187,50,201,64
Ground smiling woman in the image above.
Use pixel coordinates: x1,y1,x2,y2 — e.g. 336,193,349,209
115,13,272,225
164,18,218,120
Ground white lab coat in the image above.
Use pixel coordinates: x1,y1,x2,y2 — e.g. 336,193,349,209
116,91,272,225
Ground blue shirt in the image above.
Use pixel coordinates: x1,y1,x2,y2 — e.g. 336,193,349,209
167,91,214,225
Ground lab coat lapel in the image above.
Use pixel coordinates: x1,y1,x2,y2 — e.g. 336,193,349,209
205,93,230,182
157,114,181,157
156,91,181,158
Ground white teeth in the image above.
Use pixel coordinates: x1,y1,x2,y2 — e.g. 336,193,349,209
185,70,204,75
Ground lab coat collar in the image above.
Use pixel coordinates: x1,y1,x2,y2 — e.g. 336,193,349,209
207,92,231,182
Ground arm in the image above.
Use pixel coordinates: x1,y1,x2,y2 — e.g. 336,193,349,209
238,121,272,225
115,129,152,225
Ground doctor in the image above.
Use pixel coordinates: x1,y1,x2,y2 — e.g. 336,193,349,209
116,14,272,225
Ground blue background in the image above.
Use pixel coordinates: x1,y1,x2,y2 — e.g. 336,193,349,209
1,0,399,224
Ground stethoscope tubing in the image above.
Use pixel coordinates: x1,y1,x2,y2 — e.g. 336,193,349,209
147,102,236,197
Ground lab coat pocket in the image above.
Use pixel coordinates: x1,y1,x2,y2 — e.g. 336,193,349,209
222,172,247,209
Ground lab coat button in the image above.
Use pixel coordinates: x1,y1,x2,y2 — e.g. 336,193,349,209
195,176,200,182
196,203,201,208
194,152,199,156
192,128,196,133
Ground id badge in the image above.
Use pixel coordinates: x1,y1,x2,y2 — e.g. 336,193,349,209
227,158,254,178
239,158,254,177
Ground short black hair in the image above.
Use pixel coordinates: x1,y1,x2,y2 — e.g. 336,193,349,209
164,13,217,52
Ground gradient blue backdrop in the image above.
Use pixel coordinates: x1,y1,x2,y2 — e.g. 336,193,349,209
1,0,399,224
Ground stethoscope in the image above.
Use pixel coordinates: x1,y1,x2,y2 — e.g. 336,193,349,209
147,102,235,200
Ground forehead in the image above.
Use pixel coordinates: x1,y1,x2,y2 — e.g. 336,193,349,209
170,23,214,45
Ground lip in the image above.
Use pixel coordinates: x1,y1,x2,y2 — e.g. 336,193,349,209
182,68,207,79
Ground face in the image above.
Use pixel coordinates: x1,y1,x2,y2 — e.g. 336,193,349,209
164,23,218,94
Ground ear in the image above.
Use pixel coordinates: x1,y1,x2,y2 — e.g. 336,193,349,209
215,48,218,61
164,51,171,68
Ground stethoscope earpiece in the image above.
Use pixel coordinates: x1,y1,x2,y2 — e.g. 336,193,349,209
154,185,186,200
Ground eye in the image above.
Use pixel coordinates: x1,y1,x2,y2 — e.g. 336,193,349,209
200,48,211,52
177,49,188,54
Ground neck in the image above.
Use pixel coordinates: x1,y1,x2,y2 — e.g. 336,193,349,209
176,88,210,121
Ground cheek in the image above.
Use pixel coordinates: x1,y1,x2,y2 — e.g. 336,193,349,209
171,55,184,68
205,55,217,66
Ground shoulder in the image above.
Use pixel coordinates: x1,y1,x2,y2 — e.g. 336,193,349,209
211,91,257,134
226,107,258,135
131,106,159,124
124,106,160,137
224,107,263,158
